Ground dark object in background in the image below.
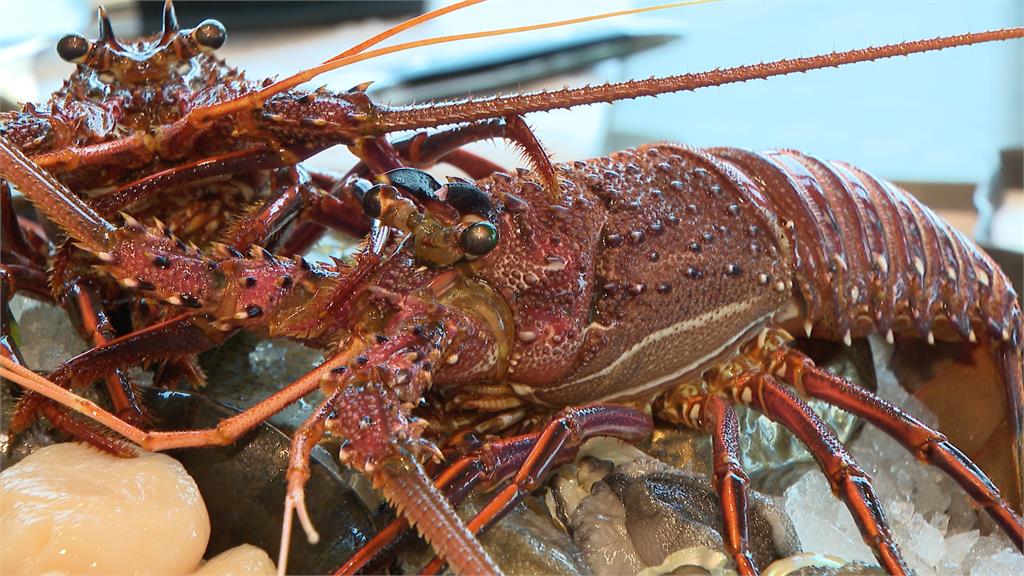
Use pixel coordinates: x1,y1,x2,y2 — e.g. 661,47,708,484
975,148,1023,246
975,147,1023,306
373,26,682,103
140,0,423,32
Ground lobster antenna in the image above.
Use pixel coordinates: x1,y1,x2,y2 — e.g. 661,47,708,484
187,0,716,125
325,0,484,63
374,27,1024,132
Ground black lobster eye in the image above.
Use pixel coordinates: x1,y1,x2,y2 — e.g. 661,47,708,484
461,221,499,256
362,184,388,218
192,19,226,51
56,33,90,63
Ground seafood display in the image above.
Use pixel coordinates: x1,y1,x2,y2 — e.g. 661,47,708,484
0,358,377,575
1,1,1022,575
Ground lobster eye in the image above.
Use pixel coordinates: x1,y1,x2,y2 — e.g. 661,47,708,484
362,184,387,218
192,19,226,51
56,33,91,63
461,221,499,256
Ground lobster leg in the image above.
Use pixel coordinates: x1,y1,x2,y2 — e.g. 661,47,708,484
10,278,155,453
1,180,47,268
0,315,135,457
775,346,1024,550
998,339,1024,509
1,180,50,300
0,263,50,305
672,393,759,576
0,343,350,451
356,117,555,205
61,280,149,425
0,257,134,450
432,148,506,180
222,165,313,250
283,171,374,254
89,147,296,218
354,119,547,183
420,404,653,575
0,136,119,255
728,371,909,575
7,313,222,441
0,265,36,364
32,394,139,456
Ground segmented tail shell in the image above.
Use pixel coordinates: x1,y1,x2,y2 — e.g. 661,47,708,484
709,147,1022,349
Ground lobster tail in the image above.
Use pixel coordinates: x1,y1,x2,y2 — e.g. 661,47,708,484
710,147,1021,349
711,146,1023,507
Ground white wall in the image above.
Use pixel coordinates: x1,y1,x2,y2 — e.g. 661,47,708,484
610,0,1023,183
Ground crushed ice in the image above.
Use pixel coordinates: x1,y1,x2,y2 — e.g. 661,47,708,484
782,335,1023,575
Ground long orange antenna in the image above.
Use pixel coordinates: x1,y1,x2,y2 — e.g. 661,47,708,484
187,0,716,125
372,27,1024,132
325,0,484,63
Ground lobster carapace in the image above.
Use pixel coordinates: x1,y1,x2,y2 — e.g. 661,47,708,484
1,2,1022,575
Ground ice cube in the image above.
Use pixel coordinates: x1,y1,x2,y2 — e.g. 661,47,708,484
907,513,944,568
779,337,1023,576
783,470,874,563
968,548,1024,576
941,529,978,568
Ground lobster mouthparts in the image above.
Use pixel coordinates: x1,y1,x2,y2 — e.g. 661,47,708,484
333,380,501,574
378,452,502,575
301,309,501,575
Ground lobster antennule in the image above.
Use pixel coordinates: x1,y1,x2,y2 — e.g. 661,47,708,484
372,27,1024,132
186,0,489,125
325,0,484,64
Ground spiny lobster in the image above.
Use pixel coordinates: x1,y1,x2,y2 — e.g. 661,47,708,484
0,1,1022,575
0,1,378,436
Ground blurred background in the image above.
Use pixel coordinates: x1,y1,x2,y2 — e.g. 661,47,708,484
1,0,1021,269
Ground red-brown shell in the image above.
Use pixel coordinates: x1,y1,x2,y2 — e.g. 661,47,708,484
0,31,253,188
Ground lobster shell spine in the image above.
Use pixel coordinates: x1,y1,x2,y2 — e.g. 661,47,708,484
711,147,1022,349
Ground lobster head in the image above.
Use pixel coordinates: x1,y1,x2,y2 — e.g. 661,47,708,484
360,167,500,265
56,1,226,85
